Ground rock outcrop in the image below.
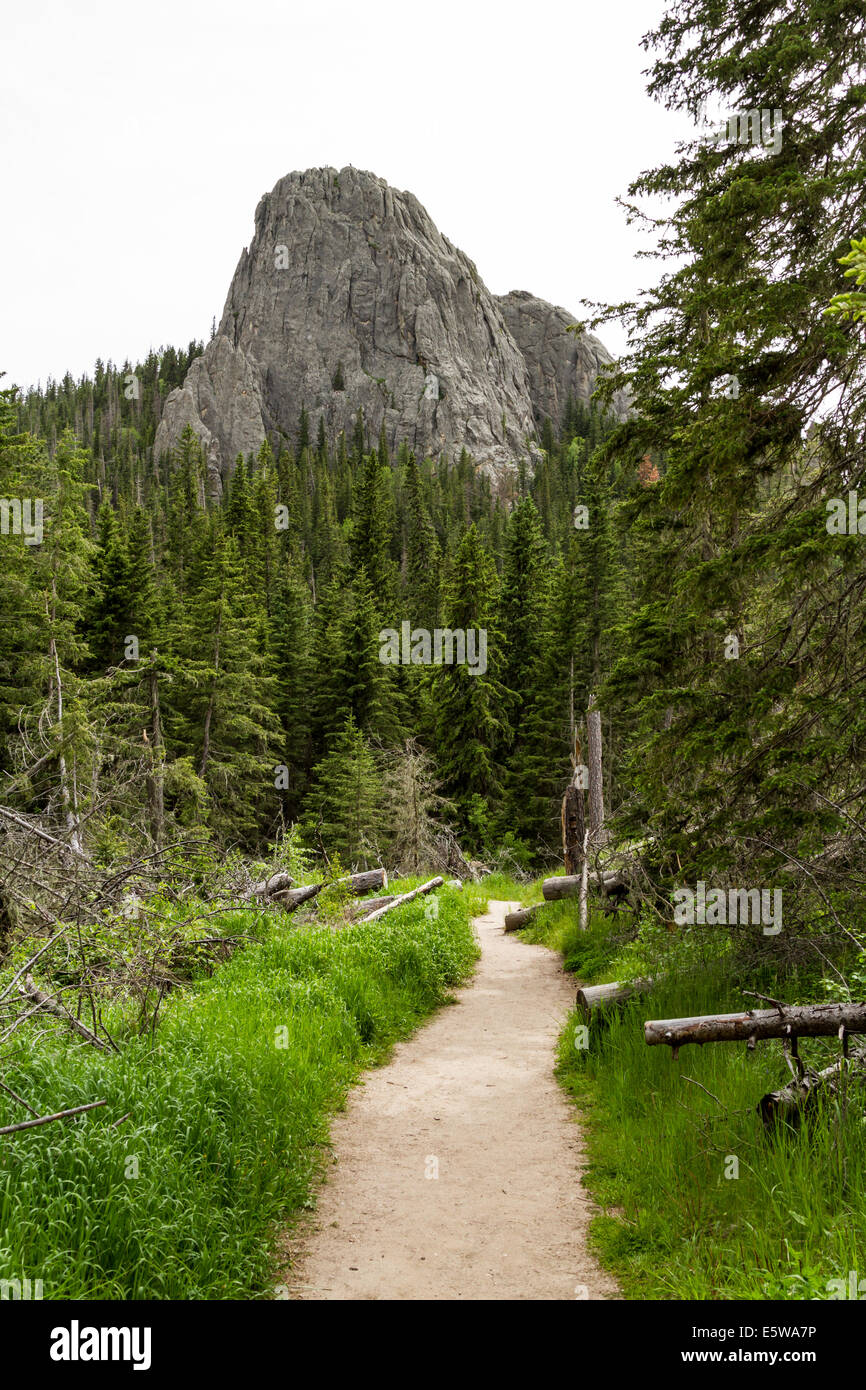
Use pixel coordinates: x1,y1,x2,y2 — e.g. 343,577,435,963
154,336,267,494
154,167,623,491
496,290,628,429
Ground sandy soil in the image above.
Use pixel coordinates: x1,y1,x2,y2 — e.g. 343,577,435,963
282,900,620,1300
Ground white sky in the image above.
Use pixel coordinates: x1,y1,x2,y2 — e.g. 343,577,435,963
2,0,695,392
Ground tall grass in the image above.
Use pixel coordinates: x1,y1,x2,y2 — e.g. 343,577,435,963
495,871,866,1299
551,920,866,1299
0,888,477,1299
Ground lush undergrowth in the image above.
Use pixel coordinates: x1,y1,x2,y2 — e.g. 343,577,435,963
0,884,477,1299
507,872,866,1300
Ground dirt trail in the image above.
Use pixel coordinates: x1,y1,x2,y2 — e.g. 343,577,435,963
285,900,620,1300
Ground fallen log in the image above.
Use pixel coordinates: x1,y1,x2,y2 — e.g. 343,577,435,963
272,868,388,913
0,1099,107,1137
577,978,652,1020
542,870,627,902
341,869,389,896
271,884,320,911
356,877,444,924
504,905,539,934
759,1047,866,1126
345,895,396,922
645,1002,866,1051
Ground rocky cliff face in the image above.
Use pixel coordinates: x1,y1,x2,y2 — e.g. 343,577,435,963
496,290,629,430
154,168,623,491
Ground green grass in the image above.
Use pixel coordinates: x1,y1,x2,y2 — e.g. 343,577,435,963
0,887,478,1299
535,905,866,1300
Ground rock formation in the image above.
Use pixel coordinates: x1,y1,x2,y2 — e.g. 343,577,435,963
154,167,623,492
496,290,629,430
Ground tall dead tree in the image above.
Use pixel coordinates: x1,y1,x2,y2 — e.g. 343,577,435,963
587,692,606,847
145,655,165,847
561,734,587,876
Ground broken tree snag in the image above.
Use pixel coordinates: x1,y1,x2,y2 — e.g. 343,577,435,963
18,974,114,1052
542,870,626,902
587,692,606,847
562,747,587,877
759,1048,866,1127
644,1002,866,1050
504,906,539,934
577,979,652,1021
249,870,296,900
356,877,444,925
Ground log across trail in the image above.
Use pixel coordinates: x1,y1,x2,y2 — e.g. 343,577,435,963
283,901,619,1301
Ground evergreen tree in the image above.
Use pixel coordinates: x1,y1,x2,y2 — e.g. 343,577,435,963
304,713,384,867
593,0,866,909
432,524,508,847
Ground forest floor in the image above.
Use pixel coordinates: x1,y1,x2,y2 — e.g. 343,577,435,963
282,899,620,1300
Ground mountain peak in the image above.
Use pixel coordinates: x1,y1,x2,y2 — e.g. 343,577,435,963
154,169,621,490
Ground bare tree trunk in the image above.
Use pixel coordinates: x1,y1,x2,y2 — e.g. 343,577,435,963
578,828,590,932
50,628,84,858
562,732,586,876
645,1002,866,1050
542,870,626,900
146,659,165,846
356,876,443,924
587,692,605,846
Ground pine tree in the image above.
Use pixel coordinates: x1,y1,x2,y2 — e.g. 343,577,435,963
172,529,280,844
498,496,550,840
304,712,384,867
432,524,508,848
593,0,866,907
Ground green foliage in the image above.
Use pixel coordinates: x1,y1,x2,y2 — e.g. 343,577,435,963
0,887,477,1298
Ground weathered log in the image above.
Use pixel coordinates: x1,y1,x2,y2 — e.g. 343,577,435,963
577,978,652,1020
504,905,539,933
272,868,388,913
344,868,389,895
273,884,322,911
759,1048,866,1126
356,877,444,924
542,870,626,902
645,1002,866,1050
345,895,396,922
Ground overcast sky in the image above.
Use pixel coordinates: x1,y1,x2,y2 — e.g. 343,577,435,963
3,0,696,391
